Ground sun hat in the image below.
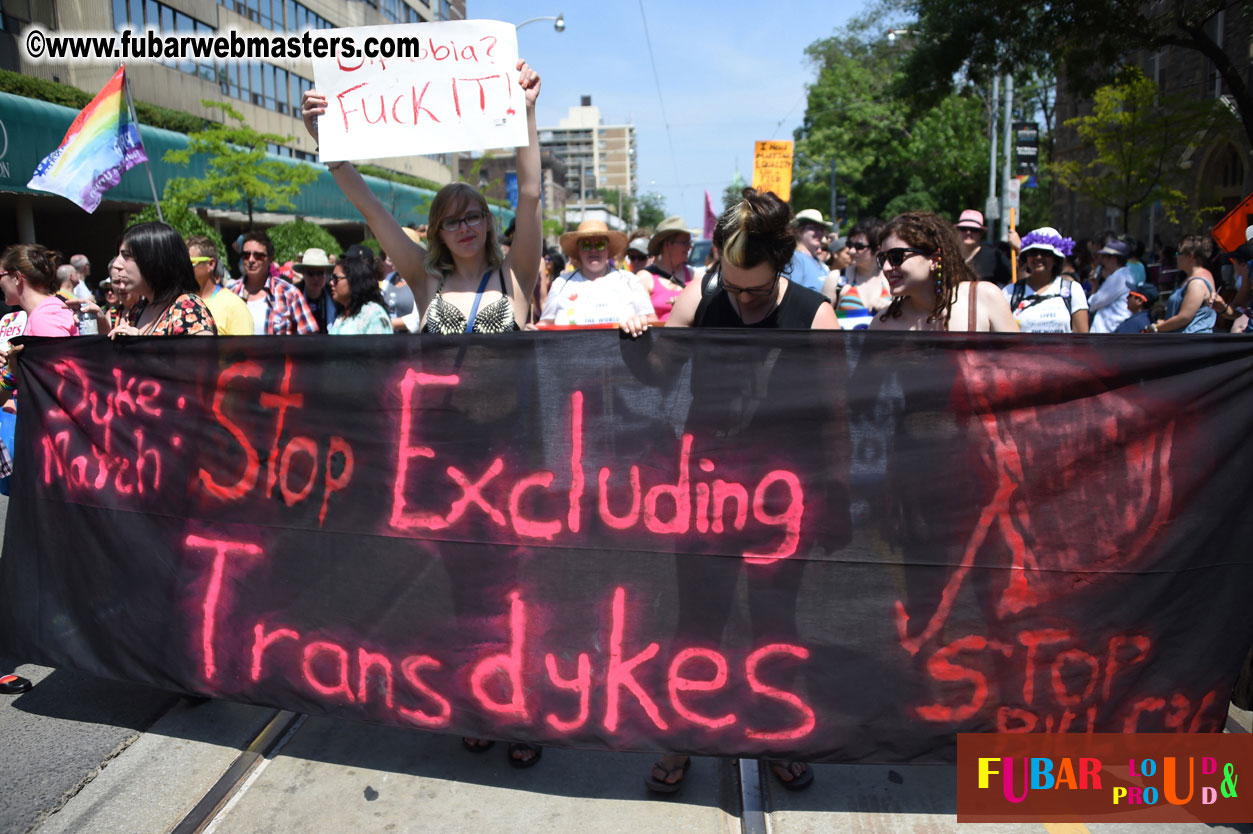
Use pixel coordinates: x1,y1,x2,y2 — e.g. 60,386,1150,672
955,209,987,231
626,237,650,256
560,219,628,261
1019,227,1075,260
1098,239,1131,258
647,216,691,256
295,248,332,270
793,209,831,231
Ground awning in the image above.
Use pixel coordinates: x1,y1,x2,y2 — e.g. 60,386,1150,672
0,92,513,227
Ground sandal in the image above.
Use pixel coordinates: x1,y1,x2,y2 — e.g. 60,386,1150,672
461,737,496,753
507,742,543,769
0,674,31,695
768,760,814,791
645,755,691,794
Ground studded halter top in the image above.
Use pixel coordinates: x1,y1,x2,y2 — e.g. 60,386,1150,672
420,267,520,335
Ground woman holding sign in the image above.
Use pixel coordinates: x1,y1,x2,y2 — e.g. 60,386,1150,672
300,61,543,334
302,61,544,769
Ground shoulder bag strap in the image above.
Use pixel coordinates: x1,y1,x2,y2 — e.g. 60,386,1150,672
463,269,495,334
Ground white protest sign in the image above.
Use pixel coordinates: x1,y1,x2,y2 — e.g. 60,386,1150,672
312,20,527,162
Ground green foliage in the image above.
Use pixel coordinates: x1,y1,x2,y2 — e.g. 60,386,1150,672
128,198,226,261
542,217,565,240
898,0,1253,151
268,218,343,264
1050,68,1227,231
163,100,319,227
0,69,207,133
636,192,667,230
793,9,992,223
597,188,635,220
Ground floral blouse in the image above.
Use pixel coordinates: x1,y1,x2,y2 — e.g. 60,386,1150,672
328,302,391,335
126,294,216,335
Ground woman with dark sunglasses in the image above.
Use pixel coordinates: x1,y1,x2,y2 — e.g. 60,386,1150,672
822,218,890,316
871,212,1017,332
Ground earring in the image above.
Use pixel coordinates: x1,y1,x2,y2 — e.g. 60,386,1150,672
935,254,943,294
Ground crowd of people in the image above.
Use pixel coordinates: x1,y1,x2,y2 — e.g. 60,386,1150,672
2,57,1252,788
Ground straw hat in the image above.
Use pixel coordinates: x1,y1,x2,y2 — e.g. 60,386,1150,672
560,219,628,261
295,248,332,270
794,208,830,230
648,216,691,256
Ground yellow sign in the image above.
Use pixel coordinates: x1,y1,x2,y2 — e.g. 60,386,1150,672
752,140,794,202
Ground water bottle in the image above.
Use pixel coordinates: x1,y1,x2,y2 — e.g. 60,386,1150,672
77,309,98,335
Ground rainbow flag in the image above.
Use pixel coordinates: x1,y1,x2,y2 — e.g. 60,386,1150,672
27,65,147,213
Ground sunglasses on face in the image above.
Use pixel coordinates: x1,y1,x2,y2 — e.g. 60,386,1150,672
876,247,932,269
627,253,647,261
718,267,780,297
847,241,870,251
189,256,213,266
241,251,269,261
579,239,608,252
439,211,486,232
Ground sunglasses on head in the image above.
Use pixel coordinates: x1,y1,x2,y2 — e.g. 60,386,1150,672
876,247,932,269
579,239,608,252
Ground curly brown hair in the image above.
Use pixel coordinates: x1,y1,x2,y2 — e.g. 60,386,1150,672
878,212,976,329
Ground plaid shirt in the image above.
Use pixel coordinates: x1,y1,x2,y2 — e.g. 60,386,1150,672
228,274,319,335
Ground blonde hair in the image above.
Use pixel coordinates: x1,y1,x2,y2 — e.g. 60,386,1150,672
712,188,796,273
423,183,504,279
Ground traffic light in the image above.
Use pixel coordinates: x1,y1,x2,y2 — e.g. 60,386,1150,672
1014,121,1039,178
835,195,848,222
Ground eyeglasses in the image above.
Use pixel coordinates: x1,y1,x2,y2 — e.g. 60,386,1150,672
876,247,932,269
847,241,870,251
329,273,345,283
718,267,780,297
439,211,486,232
189,256,213,266
241,251,269,261
579,239,608,252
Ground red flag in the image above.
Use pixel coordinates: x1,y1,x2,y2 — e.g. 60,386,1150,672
703,190,716,240
1211,192,1253,253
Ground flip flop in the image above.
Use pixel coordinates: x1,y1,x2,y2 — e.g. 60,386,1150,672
462,737,496,754
507,743,543,769
768,760,814,791
0,674,31,695
645,756,691,794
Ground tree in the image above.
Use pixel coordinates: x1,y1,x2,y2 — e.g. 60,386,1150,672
268,218,343,264
792,6,992,222
1050,68,1228,231
129,197,226,261
163,100,319,229
598,188,635,221
636,192,666,230
899,0,1253,152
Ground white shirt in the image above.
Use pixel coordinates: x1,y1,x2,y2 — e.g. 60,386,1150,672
247,297,269,335
1004,277,1089,333
540,269,653,326
72,281,93,301
1088,266,1134,334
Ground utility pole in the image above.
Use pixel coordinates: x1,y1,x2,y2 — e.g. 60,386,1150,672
829,159,837,227
1000,73,1014,241
986,74,1000,224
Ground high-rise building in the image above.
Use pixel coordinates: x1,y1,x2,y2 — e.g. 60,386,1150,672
539,96,637,206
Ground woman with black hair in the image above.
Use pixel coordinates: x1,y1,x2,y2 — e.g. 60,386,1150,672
328,251,391,335
108,222,216,337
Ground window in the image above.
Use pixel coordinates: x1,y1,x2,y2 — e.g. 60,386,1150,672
441,0,451,20
112,0,128,28
383,0,400,22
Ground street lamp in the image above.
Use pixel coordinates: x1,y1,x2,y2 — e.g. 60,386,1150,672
886,27,917,44
516,13,565,32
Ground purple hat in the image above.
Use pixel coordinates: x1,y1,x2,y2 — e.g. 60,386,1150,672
955,210,986,230
1098,239,1131,257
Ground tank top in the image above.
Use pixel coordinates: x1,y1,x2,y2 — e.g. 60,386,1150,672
648,274,684,322
693,277,829,329
1165,275,1216,334
420,267,520,335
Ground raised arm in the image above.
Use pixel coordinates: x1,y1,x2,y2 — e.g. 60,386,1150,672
301,90,433,310
503,61,543,323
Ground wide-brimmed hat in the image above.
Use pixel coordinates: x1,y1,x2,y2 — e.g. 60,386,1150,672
955,209,986,231
647,216,691,256
1019,227,1074,260
1098,239,1130,258
295,248,332,270
560,219,628,261
794,209,830,231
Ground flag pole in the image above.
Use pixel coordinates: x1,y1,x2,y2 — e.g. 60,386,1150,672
121,65,163,223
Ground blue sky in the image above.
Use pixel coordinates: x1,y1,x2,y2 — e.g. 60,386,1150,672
469,0,868,226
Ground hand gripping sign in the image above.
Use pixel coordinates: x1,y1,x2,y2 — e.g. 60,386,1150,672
311,20,528,162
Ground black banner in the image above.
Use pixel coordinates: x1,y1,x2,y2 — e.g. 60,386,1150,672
1,332,1251,763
